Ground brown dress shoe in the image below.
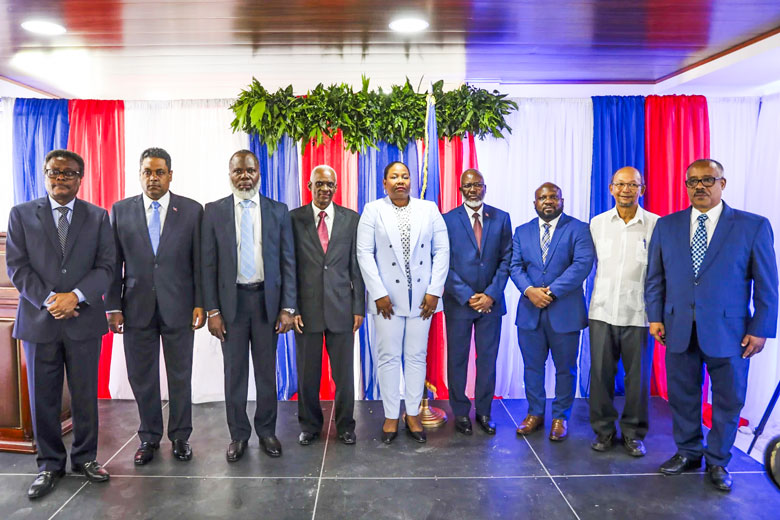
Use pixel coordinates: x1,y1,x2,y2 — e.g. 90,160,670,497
516,415,544,436
549,419,568,441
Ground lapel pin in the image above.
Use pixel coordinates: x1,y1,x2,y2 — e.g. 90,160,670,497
173,207,178,212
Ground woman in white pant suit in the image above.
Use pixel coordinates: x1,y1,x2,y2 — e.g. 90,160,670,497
357,161,450,444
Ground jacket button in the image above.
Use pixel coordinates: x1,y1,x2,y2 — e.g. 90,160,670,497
389,245,392,248
396,280,400,283
61,268,67,274
421,244,424,248
419,261,423,265
694,281,699,286
154,264,158,269
480,262,484,267
417,278,421,282
324,265,328,270
392,262,396,266
542,270,546,274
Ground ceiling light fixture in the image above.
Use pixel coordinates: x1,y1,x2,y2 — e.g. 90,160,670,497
389,17,429,33
21,20,66,36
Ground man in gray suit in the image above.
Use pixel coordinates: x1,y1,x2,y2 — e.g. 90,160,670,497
202,149,296,460
290,165,364,446
6,149,114,499
107,148,204,466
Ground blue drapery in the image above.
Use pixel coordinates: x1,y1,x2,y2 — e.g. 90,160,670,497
355,140,419,399
12,99,70,204
579,96,646,396
250,134,301,400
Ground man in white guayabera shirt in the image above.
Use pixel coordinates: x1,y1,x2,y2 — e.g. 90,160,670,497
588,166,659,458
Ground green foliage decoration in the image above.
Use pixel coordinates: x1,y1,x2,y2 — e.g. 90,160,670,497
230,76,518,153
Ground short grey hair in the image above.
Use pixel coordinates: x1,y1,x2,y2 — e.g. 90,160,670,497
310,164,337,183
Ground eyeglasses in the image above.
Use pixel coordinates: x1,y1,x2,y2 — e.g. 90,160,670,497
45,169,81,179
684,176,723,188
461,182,485,190
611,182,642,191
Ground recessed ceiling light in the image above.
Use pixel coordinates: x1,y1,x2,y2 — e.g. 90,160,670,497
21,20,66,36
389,18,429,33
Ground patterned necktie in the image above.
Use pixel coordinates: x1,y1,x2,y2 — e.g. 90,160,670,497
56,206,69,255
541,223,551,263
317,211,329,253
691,213,708,277
239,200,256,280
149,201,161,255
472,212,482,253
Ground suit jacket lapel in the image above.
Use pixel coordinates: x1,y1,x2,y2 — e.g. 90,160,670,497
456,205,480,253
36,198,61,257
544,214,567,266
697,203,734,278
325,205,346,261
224,196,238,269
480,206,493,255
156,193,179,257
378,197,407,269
409,198,423,251
259,195,271,268
305,204,326,257
673,208,694,279
62,199,86,263
132,195,155,257
528,218,544,266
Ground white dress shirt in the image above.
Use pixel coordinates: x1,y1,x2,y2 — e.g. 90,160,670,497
464,203,484,227
589,206,659,327
233,193,264,283
538,213,562,245
142,191,170,233
311,201,334,239
690,201,723,246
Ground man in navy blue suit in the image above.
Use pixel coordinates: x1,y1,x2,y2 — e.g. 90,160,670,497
646,159,778,492
443,169,512,435
510,182,594,441
6,149,114,499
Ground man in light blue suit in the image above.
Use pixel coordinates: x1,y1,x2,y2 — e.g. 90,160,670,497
510,182,595,441
443,169,512,436
646,159,778,492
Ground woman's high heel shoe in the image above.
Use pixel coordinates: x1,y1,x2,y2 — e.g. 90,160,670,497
381,430,398,444
404,415,427,443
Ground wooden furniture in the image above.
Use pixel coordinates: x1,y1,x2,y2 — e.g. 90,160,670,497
0,232,72,453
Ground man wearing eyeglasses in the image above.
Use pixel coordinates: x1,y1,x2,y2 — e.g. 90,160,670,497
646,159,778,492
443,169,512,436
289,165,364,446
106,148,205,466
6,150,115,498
588,166,659,458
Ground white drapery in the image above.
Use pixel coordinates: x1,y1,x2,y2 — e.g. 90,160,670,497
475,98,594,398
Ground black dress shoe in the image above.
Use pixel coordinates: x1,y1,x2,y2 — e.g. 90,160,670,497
338,431,357,445
298,432,320,446
259,436,282,457
134,441,159,465
659,454,702,475
381,430,398,444
226,440,248,462
454,416,473,435
172,439,192,461
707,464,733,492
623,437,646,457
27,470,65,499
404,416,427,443
591,432,615,452
72,461,110,482
476,415,496,435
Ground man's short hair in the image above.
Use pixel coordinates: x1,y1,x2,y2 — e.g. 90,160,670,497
44,149,84,175
310,165,337,183
140,147,172,171
230,149,258,165
686,158,725,177
383,161,408,179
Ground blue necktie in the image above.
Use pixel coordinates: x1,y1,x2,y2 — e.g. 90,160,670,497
149,201,161,255
691,213,708,277
239,200,256,280
541,223,551,263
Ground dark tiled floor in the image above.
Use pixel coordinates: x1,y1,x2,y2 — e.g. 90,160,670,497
0,397,777,519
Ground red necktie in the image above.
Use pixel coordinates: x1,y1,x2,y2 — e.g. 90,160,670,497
473,212,482,253
317,211,329,253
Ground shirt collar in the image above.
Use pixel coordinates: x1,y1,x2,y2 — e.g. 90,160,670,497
233,192,261,207
142,190,170,211
463,203,484,220
311,201,334,220
539,213,562,231
49,196,75,212
691,200,723,222
609,205,645,225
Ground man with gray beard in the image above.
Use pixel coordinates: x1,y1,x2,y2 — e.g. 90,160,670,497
202,150,296,460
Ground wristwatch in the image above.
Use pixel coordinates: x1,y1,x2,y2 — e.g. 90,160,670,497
282,308,296,315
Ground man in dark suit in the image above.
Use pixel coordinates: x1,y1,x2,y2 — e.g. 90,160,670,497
290,165,364,446
6,149,114,499
510,182,595,441
443,169,512,436
646,159,778,492
107,147,204,465
202,149,296,460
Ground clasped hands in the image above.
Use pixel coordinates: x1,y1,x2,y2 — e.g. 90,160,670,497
375,293,440,320
469,293,494,314
526,286,554,309
46,292,79,320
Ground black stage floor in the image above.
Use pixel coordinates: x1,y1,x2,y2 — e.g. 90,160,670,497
1,397,778,519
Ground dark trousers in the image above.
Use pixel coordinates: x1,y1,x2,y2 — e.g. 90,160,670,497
124,305,194,444
666,326,749,467
222,285,278,440
517,309,580,420
24,336,101,472
588,320,652,439
446,313,502,418
295,330,355,435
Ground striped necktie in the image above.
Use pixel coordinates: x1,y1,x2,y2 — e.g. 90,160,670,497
239,200,256,280
56,206,69,255
541,223,551,263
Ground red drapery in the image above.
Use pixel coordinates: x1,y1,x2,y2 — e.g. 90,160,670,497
643,95,709,400
67,99,126,399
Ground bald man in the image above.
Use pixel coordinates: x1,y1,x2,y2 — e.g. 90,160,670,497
588,167,659,457
510,183,594,441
